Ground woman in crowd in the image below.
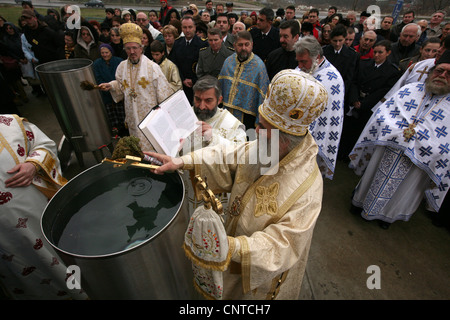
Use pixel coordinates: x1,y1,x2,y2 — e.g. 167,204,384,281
141,27,154,60
319,22,334,46
1,22,28,104
93,43,127,137
109,26,127,59
162,24,179,60
148,10,162,30
74,24,101,61
163,8,181,27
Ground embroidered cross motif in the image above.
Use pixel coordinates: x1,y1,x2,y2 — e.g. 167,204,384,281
318,117,327,126
390,107,400,118
254,183,279,217
326,71,337,81
430,109,445,121
330,84,341,95
381,125,392,136
385,98,395,108
122,80,129,89
415,66,429,81
138,77,150,88
416,129,430,141
419,146,433,157
329,131,339,141
327,145,337,155
437,159,449,170
330,116,340,126
435,126,448,138
331,100,341,111
398,88,411,98
404,99,418,111
439,143,450,155
396,118,409,129
377,115,386,125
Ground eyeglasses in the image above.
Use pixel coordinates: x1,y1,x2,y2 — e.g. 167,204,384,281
136,18,147,21
125,46,142,51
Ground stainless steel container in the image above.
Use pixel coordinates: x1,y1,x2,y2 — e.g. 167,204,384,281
35,59,111,158
41,163,195,299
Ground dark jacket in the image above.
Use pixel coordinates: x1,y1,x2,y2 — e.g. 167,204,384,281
389,41,420,66
265,47,297,80
349,58,401,122
323,44,359,99
169,34,208,102
169,35,208,82
23,21,64,64
250,26,280,63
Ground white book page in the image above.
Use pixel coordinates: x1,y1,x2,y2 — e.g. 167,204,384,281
145,109,180,157
162,90,200,139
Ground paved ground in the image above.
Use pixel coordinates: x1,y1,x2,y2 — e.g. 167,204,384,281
12,83,450,300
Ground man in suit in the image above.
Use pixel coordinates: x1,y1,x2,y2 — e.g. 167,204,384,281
265,19,300,80
169,16,208,104
197,28,234,78
341,40,401,159
250,7,280,62
323,24,358,103
215,13,234,48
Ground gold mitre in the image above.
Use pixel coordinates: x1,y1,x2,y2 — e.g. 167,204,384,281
119,23,143,45
259,69,328,136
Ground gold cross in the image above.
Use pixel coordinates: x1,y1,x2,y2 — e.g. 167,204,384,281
122,80,129,89
416,66,429,81
138,77,150,89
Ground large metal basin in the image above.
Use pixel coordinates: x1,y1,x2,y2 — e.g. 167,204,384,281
41,163,194,299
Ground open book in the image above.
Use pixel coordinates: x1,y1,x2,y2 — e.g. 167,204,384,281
139,90,200,157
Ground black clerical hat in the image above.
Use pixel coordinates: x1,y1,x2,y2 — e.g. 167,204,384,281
436,49,450,65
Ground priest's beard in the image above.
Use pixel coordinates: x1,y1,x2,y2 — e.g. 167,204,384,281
425,75,450,96
237,50,250,62
305,58,319,74
194,105,218,121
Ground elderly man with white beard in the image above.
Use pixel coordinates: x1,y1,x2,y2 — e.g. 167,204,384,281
349,53,450,229
294,35,345,180
145,70,328,300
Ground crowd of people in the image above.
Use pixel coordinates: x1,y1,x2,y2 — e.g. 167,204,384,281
1,0,450,300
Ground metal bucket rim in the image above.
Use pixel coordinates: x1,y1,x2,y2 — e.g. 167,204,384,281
40,163,186,260
35,58,93,74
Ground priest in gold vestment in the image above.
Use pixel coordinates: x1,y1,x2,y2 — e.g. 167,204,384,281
99,23,173,151
147,70,328,300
